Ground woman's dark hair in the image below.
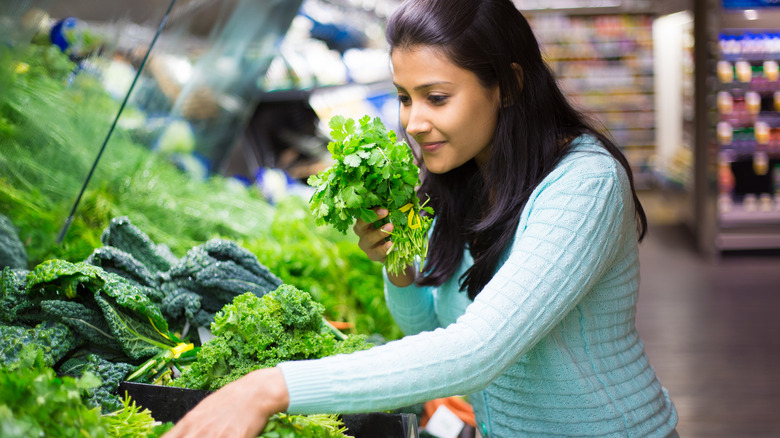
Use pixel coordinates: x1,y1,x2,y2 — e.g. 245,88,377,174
386,0,647,299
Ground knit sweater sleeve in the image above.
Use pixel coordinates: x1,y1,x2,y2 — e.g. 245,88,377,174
278,163,627,415
381,268,440,335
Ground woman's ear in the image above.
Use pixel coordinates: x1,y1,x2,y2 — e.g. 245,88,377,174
502,62,524,107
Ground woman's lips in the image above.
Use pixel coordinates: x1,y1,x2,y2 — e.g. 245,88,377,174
420,141,445,153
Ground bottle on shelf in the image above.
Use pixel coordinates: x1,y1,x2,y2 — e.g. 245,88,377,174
773,164,780,211
717,154,736,213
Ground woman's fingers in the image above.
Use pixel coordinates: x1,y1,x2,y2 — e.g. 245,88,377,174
354,208,393,262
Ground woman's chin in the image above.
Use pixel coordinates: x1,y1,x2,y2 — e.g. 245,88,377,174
421,158,450,174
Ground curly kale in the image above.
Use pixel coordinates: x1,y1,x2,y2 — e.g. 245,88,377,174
175,285,371,391
59,353,134,413
0,320,80,368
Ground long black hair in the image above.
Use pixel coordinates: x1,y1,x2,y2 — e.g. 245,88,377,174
386,0,647,299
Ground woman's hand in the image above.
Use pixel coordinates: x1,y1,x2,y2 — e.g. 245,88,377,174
162,367,289,438
353,208,415,287
354,208,394,263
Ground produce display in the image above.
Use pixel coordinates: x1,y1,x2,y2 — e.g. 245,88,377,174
0,217,368,437
308,115,433,275
1,27,422,437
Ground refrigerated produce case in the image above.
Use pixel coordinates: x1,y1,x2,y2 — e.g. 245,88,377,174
689,0,780,253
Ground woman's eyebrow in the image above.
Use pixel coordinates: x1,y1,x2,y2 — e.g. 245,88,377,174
393,81,453,91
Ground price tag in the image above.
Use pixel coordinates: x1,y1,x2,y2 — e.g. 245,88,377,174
424,405,465,438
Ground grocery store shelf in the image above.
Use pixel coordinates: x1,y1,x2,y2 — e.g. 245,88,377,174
716,231,780,250
720,205,780,228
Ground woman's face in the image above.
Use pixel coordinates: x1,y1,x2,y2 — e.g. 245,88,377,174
392,45,501,174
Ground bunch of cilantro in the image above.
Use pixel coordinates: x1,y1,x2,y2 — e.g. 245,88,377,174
308,115,433,275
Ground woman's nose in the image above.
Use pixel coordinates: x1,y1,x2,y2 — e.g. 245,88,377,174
404,104,431,137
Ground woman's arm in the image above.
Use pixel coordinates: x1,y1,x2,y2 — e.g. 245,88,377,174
383,266,440,335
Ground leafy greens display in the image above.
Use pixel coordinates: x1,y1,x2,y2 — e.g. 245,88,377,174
308,115,433,275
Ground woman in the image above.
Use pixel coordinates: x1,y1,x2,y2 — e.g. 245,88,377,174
165,0,678,436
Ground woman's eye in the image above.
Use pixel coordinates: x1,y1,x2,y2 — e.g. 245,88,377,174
428,94,448,105
397,95,411,105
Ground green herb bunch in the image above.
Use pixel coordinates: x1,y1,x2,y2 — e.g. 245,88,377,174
260,413,351,438
308,115,433,275
0,347,172,438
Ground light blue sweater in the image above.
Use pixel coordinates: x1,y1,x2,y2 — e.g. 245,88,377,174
278,135,678,437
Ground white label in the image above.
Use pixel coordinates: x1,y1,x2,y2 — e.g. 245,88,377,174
424,405,465,438
197,326,215,343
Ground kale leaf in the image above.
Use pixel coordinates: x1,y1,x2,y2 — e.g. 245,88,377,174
59,353,134,413
0,320,80,368
26,259,177,361
175,284,371,391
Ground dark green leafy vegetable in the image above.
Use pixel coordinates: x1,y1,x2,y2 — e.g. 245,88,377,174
39,299,119,351
307,115,434,275
175,285,371,391
86,246,160,289
162,239,283,327
0,320,80,367
59,353,134,413
0,213,27,269
100,216,179,273
0,267,30,324
26,259,177,360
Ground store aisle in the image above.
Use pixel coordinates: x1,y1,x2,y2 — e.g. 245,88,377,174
636,225,780,438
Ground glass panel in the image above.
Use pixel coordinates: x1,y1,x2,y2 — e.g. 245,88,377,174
0,0,302,264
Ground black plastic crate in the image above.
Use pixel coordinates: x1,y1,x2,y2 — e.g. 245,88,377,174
117,381,418,438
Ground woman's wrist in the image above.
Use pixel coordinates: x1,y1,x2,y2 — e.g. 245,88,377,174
246,367,290,417
387,264,416,287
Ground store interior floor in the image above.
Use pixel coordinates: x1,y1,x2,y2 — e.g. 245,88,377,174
635,190,780,437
